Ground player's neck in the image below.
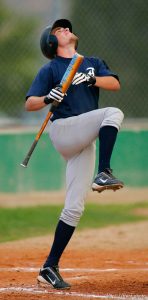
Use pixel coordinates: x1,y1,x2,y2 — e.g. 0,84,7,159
57,46,76,58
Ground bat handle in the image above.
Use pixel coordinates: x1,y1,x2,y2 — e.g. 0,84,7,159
50,100,60,112
20,140,38,167
20,101,59,168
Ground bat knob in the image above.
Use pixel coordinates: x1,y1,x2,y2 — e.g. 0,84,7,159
20,163,27,168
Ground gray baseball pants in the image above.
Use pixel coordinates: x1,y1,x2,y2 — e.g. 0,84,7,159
49,107,124,227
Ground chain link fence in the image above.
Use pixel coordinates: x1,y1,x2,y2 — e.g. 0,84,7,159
0,0,147,127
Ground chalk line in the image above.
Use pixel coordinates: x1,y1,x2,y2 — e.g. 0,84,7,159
0,286,148,300
0,267,148,273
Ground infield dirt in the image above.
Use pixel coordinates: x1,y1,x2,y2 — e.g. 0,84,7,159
0,189,148,299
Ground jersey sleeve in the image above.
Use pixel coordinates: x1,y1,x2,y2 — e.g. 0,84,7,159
26,64,54,99
95,58,119,81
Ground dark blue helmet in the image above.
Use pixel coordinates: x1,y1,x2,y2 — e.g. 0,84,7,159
40,19,73,59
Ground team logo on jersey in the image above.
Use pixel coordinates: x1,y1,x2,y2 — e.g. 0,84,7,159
86,67,95,76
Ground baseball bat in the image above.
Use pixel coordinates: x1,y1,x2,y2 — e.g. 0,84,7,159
20,53,84,168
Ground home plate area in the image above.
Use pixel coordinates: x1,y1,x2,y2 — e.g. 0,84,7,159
0,265,148,300
0,223,148,300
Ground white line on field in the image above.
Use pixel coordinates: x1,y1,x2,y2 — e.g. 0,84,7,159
0,267,148,273
0,286,148,300
105,261,148,265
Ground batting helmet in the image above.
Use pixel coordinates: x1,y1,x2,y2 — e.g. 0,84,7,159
40,19,73,59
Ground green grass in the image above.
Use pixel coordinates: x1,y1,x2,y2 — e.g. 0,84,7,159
0,202,147,243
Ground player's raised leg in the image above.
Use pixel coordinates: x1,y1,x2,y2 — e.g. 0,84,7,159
92,107,124,193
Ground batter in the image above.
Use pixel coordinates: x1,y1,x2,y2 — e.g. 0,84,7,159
25,19,124,289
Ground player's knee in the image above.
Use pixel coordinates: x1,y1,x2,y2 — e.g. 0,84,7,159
60,207,84,227
115,108,124,123
103,107,124,129
113,107,124,127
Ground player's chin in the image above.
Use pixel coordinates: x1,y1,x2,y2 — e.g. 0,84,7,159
70,34,79,46
72,33,79,40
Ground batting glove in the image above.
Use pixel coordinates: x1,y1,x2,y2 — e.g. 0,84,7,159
44,86,64,105
72,72,96,86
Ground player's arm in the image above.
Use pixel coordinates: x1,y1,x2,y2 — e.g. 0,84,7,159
72,58,120,91
94,58,120,90
25,86,65,111
94,75,120,91
25,96,46,111
72,73,120,91
25,64,65,111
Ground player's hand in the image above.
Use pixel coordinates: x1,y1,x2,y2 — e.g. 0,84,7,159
46,86,65,103
72,72,87,85
72,72,96,86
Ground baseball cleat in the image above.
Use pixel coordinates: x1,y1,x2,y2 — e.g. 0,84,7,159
92,168,124,193
37,265,71,290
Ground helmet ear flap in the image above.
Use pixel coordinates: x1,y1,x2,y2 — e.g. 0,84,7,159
46,34,58,58
40,27,58,59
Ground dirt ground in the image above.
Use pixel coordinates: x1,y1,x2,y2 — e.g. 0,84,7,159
0,187,148,207
0,188,148,299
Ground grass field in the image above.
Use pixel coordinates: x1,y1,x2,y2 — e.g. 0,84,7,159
0,201,147,243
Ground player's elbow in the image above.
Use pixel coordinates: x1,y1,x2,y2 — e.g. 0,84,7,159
116,81,121,91
25,97,33,111
113,78,121,91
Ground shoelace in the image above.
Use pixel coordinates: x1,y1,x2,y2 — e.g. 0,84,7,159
104,168,116,179
53,266,64,281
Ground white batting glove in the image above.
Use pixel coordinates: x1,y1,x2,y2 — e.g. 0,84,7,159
72,72,96,86
72,72,87,85
47,86,64,103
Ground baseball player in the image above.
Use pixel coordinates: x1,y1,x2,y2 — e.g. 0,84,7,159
25,19,124,289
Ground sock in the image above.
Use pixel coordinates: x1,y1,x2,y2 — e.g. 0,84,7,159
98,126,118,173
43,220,75,268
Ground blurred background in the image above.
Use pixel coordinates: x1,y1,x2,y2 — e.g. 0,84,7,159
0,0,148,193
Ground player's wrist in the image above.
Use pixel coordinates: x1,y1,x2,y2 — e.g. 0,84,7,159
87,75,96,86
44,96,53,105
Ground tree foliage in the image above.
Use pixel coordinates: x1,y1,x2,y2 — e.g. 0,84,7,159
0,0,39,116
